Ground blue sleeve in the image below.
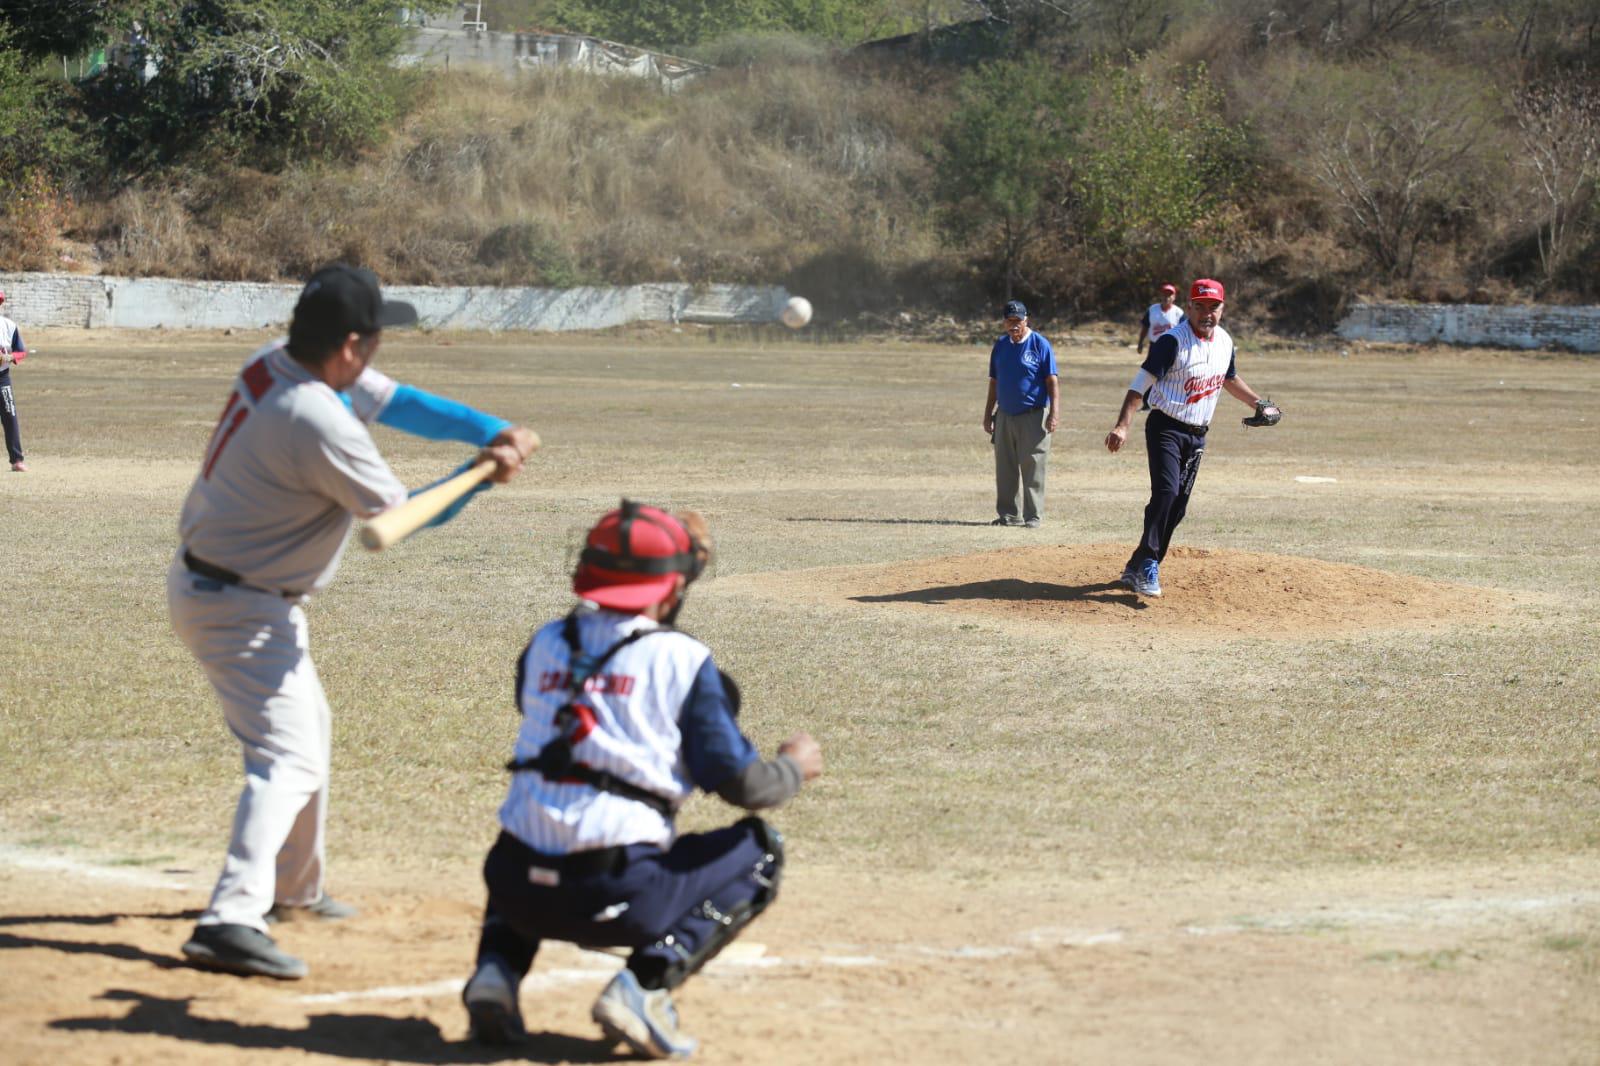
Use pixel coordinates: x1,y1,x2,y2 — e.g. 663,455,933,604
11,327,23,352
1038,335,1057,375
1141,334,1178,378
681,656,759,792
988,341,999,379
376,383,510,446
1225,349,1237,380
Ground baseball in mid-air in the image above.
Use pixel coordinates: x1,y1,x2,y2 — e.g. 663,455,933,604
780,296,813,329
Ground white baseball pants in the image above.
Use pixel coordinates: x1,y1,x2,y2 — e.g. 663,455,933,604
168,557,330,932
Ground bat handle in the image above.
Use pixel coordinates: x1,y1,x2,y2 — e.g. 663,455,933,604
360,458,498,551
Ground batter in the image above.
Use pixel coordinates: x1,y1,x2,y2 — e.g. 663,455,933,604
172,264,538,979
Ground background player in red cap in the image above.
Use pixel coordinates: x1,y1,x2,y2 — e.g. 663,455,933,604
0,288,31,471
1105,278,1277,597
461,499,823,1060
1135,283,1184,357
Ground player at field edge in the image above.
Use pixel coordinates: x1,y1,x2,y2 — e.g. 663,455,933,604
170,263,539,980
0,289,30,471
460,500,823,1060
983,299,1060,528
1105,278,1271,598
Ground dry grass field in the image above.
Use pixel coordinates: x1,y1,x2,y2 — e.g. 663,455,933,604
2,324,1598,1065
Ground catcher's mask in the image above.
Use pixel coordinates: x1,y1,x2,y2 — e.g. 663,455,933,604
573,499,710,613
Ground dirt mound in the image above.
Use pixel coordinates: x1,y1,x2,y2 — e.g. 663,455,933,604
727,544,1513,638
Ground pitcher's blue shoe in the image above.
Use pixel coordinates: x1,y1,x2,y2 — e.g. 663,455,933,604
1118,564,1136,588
463,955,527,1046
592,968,698,1059
1132,559,1162,597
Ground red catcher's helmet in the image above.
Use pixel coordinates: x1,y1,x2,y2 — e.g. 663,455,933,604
573,499,708,612
1190,278,1225,303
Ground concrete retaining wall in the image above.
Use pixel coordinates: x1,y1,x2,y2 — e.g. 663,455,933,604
1337,302,1600,353
0,272,788,332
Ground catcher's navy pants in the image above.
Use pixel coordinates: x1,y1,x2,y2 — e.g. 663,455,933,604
475,819,779,990
0,368,22,464
1127,410,1206,568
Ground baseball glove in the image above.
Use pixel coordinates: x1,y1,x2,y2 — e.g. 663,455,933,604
1242,398,1282,427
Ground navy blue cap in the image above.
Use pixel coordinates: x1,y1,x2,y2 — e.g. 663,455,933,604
1003,300,1028,320
291,264,417,349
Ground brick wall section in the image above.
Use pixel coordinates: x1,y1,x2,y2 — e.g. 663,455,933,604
0,273,788,332
1337,302,1600,352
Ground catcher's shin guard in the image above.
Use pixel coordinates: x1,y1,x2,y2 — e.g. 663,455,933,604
633,817,784,990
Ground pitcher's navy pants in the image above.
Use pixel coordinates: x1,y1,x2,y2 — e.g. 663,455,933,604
1126,409,1207,570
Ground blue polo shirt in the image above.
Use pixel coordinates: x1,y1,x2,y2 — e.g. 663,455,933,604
989,331,1057,415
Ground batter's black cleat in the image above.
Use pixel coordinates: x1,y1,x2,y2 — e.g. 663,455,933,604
182,923,308,980
990,516,1017,526
266,895,358,924
463,956,528,1045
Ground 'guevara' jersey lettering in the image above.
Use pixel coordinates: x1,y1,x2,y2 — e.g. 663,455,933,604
178,341,407,593
1132,320,1236,427
500,610,757,853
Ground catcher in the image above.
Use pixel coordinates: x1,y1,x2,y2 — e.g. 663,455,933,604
462,500,823,1060
1104,278,1281,597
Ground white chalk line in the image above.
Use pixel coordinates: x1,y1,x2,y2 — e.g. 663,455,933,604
0,844,196,891
302,889,1600,1007
9,842,1599,1006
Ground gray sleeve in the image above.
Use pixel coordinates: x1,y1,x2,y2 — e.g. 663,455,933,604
714,753,804,810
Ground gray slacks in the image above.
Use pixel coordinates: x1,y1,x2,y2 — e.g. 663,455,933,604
993,406,1053,523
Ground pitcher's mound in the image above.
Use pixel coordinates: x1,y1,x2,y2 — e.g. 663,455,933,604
727,544,1512,639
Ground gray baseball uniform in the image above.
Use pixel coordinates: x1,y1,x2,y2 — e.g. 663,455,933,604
171,339,494,932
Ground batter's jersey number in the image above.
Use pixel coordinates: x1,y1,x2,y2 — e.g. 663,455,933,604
202,358,274,479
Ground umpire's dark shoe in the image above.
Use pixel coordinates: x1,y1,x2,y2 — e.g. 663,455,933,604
182,923,308,980
266,896,358,924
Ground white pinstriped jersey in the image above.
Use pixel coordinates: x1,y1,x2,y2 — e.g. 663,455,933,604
500,610,709,853
1145,303,1183,342
1132,320,1236,427
178,341,406,593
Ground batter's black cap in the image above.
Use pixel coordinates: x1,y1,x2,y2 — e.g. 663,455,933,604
1003,300,1028,320
289,264,417,354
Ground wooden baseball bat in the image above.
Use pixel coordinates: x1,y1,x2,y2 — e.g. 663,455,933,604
360,458,498,551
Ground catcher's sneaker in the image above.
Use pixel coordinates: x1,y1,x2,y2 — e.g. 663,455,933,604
1023,518,1041,528
266,896,357,924
990,516,1017,526
1132,559,1162,598
592,968,698,1060
1118,564,1136,588
182,923,307,980
463,955,528,1046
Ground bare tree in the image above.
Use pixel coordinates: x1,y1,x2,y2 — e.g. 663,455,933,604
1312,96,1484,278
1513,79,1600,284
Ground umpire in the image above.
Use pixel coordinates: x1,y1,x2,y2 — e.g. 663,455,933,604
462,500,823,1060
982,300,1060,527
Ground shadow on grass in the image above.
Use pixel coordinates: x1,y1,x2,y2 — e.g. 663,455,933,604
52,989,619,1064
784,516,1000,527
852,579,1146,608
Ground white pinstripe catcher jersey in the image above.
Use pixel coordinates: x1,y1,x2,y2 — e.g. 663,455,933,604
178,340,407,593
500,611,709,852
1133,320,1236,427
1145,303,1183,341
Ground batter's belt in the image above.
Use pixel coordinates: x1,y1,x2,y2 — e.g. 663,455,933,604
183,549,304,599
